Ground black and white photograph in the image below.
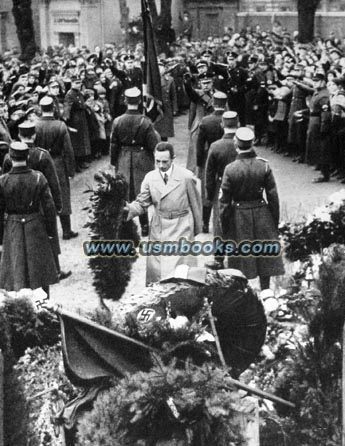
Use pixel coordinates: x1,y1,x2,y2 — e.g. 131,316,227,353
0,0,344,445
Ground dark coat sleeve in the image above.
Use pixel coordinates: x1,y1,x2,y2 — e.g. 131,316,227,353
2,154,12,174
40,152,63,213
0,178,5,244
62,123,76,177
39,175,58,238
63,92,74,122
196,121,207,168
144,121,160,152
264,164,280,227
205,148,217,202
219,165,234,233
110,118,119,166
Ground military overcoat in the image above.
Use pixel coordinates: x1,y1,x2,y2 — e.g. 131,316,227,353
0,166,58,291
154,74,178,139
220,150,285,279
35,116,76,215
64,88,91,158
110,110,160,200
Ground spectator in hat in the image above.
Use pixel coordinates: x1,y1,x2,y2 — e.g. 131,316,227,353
212,50,248,125
288,64,314,163
95,86,112,155
84,89,101,159
64,75,91,171
47,79,63,120
154,60,178,141
0,99,11,145
219,127,284,289
328,76,345,182
305,70,332,182
110,87,160,237
112,52,143,103
0,141,59,295
35,96,77,242
196,90,228,232
205,110,239,269
181,11,193,42
272,74,293,155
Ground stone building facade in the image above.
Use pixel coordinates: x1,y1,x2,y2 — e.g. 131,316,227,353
1,0,345,53
186,0,345,40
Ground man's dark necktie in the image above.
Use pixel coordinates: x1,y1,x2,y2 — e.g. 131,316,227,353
164,173,168,184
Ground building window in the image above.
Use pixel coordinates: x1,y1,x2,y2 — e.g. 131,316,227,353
59,32,75,46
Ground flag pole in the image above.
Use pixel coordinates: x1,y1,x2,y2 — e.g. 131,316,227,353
141,0,148,116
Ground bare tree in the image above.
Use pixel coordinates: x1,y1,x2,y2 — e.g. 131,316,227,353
297,0,321,43
12,0,37,61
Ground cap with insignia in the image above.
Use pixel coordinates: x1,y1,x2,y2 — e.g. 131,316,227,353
123,53,135,62
39,96,53,107
248,55,259,64
18,121,36,138
226,51,238,59
39,95,54,112
213,91,228,108
124,87,141,104
196,59,208,69
199,73,213,84
235,127,255,149
201,50,213,57
312,70,325,81
222,110,238,128
70,74,82,82
10,141,29,151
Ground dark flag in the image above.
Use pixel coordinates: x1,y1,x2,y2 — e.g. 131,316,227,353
141,0,163,123
57,308,158,387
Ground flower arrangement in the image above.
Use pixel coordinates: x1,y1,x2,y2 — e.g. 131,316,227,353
77,362,256,446
84,171,140,306
15,345,77,446
123,298,220,366
280,190,345,261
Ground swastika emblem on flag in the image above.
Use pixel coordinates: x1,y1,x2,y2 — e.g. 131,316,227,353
137,308,156,323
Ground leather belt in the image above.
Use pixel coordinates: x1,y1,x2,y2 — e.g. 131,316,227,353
157,209,189,219
234,199,266,208
310,113,320,117
6,212,41,223
122,145,144,152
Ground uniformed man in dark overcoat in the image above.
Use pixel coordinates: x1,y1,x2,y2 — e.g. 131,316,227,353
212,51,248,126
64,75,91,172
0,141,58,295
35,96,77,240
2,121,72,281
219,127,285,290
110,87,160,236
304,71,331,182
205,111,238,269
184,70,215,173
154,60,178,141
196,91,227,233
287,64,313,163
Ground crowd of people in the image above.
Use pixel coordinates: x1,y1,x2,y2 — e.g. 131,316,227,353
0,21,345,294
